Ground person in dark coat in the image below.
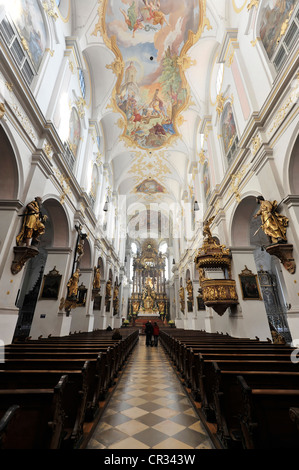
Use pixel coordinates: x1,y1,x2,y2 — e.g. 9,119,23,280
145,320,153,346
153,322,160,347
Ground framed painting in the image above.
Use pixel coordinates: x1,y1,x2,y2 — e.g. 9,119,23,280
239,266,262,301
40,267,62,300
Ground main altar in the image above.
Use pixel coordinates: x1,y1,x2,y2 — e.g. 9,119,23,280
129,240,168,317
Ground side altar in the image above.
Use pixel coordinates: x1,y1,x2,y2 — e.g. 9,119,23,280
129,240,168,318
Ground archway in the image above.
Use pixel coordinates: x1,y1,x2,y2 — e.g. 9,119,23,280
13,198,69,340
231,195,292,342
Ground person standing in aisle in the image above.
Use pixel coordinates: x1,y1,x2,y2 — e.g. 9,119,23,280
153,321,160,347
145,320,153,346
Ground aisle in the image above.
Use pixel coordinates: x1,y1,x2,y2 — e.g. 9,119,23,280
87,337,215,449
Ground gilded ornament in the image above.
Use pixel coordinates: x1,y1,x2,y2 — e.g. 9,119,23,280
247,0,259,11
0,102,5,120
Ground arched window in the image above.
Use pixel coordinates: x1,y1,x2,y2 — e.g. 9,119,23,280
79,68,86,99
131,242,138,255
159,241,168,254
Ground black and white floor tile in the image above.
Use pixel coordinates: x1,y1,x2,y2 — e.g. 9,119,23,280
87,338,214,449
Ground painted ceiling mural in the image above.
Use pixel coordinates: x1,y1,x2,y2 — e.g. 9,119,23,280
93,0,208,150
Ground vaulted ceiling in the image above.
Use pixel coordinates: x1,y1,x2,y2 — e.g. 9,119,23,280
71,0,227,223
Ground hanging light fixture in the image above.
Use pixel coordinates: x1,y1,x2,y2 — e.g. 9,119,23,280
194,200,199,211
103,196,109,212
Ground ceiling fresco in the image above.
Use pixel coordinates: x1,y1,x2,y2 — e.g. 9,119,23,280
95,0,207,150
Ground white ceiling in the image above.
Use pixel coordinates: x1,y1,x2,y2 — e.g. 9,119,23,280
71,0,226,218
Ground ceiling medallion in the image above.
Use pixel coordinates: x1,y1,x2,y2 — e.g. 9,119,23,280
94,0,208,150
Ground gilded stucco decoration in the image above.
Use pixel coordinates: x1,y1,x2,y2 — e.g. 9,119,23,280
93,0,209,150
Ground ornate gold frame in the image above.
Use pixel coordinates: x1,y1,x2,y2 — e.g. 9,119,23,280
238,266,262,300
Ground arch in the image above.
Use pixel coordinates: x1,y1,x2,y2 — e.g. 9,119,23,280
97,256,105,278
80,238,92,269
287,133,299,195
42,198,69,248
0,126,19,199
231,195,261,247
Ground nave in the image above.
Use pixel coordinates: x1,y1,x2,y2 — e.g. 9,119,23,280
86,338,215,450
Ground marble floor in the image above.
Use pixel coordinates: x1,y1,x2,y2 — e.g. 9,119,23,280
87,337,215,450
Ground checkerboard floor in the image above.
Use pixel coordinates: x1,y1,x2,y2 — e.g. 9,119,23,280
87,338,215,449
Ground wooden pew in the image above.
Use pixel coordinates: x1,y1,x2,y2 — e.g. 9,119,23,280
0,405,20,449
0,375,68,449
0,355,108,419
210,362,299,448
0,361,92,448
192,351,297,419
236,375,299,448
0,330,139,448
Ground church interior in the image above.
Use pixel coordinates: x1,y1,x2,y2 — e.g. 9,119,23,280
0,0,299,451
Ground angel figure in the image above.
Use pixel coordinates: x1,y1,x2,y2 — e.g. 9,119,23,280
203,216,215,240
254,196,289,244
142,0,170,27
120,3,145,38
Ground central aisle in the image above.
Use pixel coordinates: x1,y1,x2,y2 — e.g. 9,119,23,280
87,336,215,449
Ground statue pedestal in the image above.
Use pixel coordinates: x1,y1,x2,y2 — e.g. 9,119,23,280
266,243,296,274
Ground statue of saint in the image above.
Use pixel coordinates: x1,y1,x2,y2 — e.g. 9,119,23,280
67,268,80,298
254,196,289,244
186,279,193,301
106,279,112,299
93,267,101,290
16,197,47,247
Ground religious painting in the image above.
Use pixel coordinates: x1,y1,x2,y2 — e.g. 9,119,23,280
90,164,99,201
239,266,262,301
40,267,62,300
7,0,47,71
68,107,81,157
135,178,165,194
259,0,296,59
221,102,237,155
98,0,208,150
202,160,210,199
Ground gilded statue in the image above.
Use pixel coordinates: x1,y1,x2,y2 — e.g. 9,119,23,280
186,279,193,301
179,285,185,302
106,279,112,299
158,301,165,313
67,268,80,298
254,196,289,244
203,216,215,240
132,301,140,314
16,197,47,247
93,267,101,290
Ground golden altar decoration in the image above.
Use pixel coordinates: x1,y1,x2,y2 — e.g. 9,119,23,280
129,239,168,316
194,218,238,316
